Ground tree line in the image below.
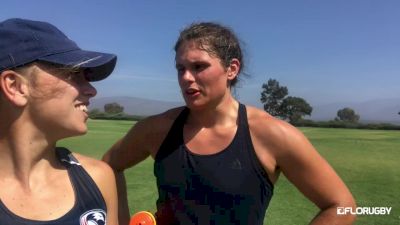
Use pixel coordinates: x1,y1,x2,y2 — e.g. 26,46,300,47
261,79,361,124
89,102,144,121
88,79,399,129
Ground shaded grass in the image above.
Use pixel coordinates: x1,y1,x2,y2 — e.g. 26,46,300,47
59,120,400,224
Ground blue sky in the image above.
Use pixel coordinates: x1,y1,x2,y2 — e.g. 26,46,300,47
2,0,399,108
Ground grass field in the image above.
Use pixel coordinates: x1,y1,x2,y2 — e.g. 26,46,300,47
58,119,400,224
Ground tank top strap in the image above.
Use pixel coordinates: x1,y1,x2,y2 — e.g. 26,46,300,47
56,147,81,167
237,102,252,137
236,102,252,150
237,103,274,188
155,107,189,161
238,103,247,127
55,147,106,211
173,107,190,129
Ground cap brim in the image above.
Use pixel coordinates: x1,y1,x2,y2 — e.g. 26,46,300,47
38,49,117,81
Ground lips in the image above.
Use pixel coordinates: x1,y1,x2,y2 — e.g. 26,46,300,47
185,88,200,96
75,102,89,113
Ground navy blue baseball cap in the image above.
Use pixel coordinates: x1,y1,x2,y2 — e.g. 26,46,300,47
0,18,117,81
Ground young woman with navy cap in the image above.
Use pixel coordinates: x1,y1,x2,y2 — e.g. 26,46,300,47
0,18,118,225
103,22,356,225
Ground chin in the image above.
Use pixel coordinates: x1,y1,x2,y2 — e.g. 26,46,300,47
184,101,206,110
68,126,88,137
76,127,88,135
185,97,221,111
187,106,213,113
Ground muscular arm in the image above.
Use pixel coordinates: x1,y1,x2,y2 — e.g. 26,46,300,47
112,170,130,225
102,109,182,225
248,107,356,224
279,125,356,224
102,119,153,225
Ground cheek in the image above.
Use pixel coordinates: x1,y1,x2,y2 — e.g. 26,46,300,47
177,76,184,87
207,71,228,88
31,81,70,100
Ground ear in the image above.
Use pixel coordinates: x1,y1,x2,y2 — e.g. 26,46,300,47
227,58,240,81
0,70,29,106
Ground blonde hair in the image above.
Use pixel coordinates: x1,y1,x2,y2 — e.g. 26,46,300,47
12,62,74,99
1,59,91,106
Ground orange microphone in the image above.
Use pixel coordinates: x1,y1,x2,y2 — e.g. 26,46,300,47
130,211,156,225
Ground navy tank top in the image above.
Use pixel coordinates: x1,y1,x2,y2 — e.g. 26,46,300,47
154,103,273,225
0,147,107,225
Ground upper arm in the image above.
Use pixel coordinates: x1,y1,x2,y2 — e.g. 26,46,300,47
249,109,355,210
275,124,355,209
102,118,155,171
102,108,182,172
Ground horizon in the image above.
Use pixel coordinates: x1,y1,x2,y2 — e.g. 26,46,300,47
90,95,400,123
2,1,400,110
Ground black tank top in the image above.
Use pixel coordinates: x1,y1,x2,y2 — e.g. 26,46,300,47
154,103,273,225
0,147,107,225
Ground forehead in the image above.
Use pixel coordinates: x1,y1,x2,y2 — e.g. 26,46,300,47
175,41,218,64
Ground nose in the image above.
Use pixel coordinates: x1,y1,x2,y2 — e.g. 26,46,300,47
82,81,97,98
179,69,195,83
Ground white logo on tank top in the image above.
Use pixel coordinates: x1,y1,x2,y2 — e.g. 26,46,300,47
80,209,106,225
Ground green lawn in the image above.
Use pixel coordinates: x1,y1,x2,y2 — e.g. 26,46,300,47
58,120,400,224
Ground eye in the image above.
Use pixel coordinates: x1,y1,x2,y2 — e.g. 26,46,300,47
64,70,87,84
176,65,185,76
192,63,208,73
61,72,74,81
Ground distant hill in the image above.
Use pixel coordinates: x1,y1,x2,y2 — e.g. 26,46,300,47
311,98,400,124
90,96,400,124
90,96,183,116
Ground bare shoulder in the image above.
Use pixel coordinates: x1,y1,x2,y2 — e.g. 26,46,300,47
245,106,356,219
246,105,297,141
133,106,186,134
73,153,114,183
125,106,186,157
245,105,306,155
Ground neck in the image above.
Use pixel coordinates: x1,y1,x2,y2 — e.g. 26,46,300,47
187,94,239,128
0,117,58,188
